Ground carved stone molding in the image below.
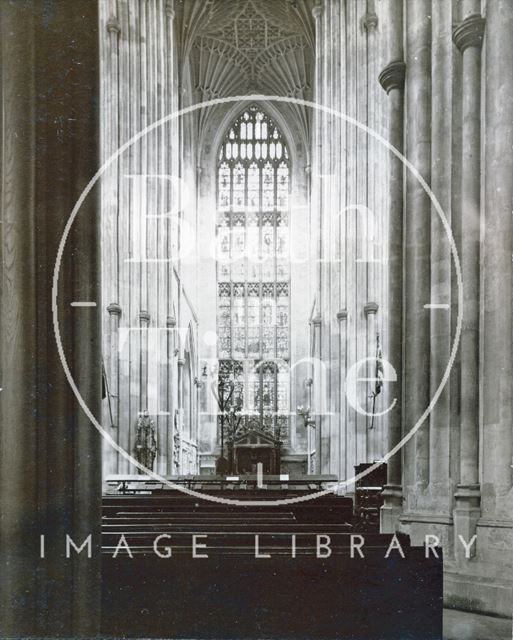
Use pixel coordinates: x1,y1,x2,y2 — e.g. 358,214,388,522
336,309,348,321
364,301,379,316
106,17,121,35
165,0,175,19
453,14,486,53
195,0,311,95
312,3,323,22
311,314,322,326
378,60,406,94
363,0,378,31
139,310,151,324
107,302,122,316
167,315,177,328
382,484,403,498
454,483,481,502
363,11,378,32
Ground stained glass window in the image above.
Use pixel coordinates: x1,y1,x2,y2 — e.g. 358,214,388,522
216,106,291,440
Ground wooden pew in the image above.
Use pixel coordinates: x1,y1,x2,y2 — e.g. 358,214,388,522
101,480,443,638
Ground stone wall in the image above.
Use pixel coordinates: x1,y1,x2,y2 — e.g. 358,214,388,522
310,0,390,481
100,0,200,477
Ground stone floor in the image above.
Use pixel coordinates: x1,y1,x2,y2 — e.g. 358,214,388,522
443,608,512,640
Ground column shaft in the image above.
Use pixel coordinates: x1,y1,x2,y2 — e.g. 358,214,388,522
404,0,432,490
0,3,38,634
378,0,405,532
451,3,485,556
482,0,513,518
311,1,323,474
0,1,101,636
428,0,453,493
453,7,484,490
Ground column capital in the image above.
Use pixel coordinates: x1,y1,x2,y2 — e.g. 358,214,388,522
139,310,150,324
107,302,121,316
106,17,121,35
167,315,176,328
312,2,323,22
453,14,486,53
363,11,378,32
336,309,348,321
379,60,406,94
165,0,175,19
382,484,403,499
454,484,481,500
311,314,322,327
364,301,379,316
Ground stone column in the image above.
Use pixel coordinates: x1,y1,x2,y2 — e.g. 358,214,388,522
0,4,38,634
103,303,121,476
311,1,324,475
177,357,185,472
452,3,485,553
311,0,323,302
337,309,348,483
139,310,151,412
482,0,513,521
404,0,432,493
364,1,379,463
312,315,323,474
364,302,379,460
0,1,101,636
166,314,176,474
378,2,406,533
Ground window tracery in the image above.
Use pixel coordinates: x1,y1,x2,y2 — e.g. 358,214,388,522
216,106,291,440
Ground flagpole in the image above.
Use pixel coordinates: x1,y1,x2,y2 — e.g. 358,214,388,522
369,332,381,430
370,395,376,429
102,358,115,428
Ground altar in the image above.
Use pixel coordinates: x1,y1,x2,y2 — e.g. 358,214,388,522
231,428,279,475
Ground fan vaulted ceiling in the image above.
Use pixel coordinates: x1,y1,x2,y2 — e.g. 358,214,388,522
179,0,314,99
175,0,315,156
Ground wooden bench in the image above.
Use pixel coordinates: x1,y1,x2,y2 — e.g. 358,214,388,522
100,483,443,638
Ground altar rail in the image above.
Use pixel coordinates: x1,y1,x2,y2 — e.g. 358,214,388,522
105,473,339,494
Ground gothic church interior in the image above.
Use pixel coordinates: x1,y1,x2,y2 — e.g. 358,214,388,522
0,1,512,638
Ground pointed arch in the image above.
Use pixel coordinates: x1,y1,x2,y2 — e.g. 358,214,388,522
205,99,308,169
215,105,291,444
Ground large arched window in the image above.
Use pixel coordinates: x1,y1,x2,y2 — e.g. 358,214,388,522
216,106,290,437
